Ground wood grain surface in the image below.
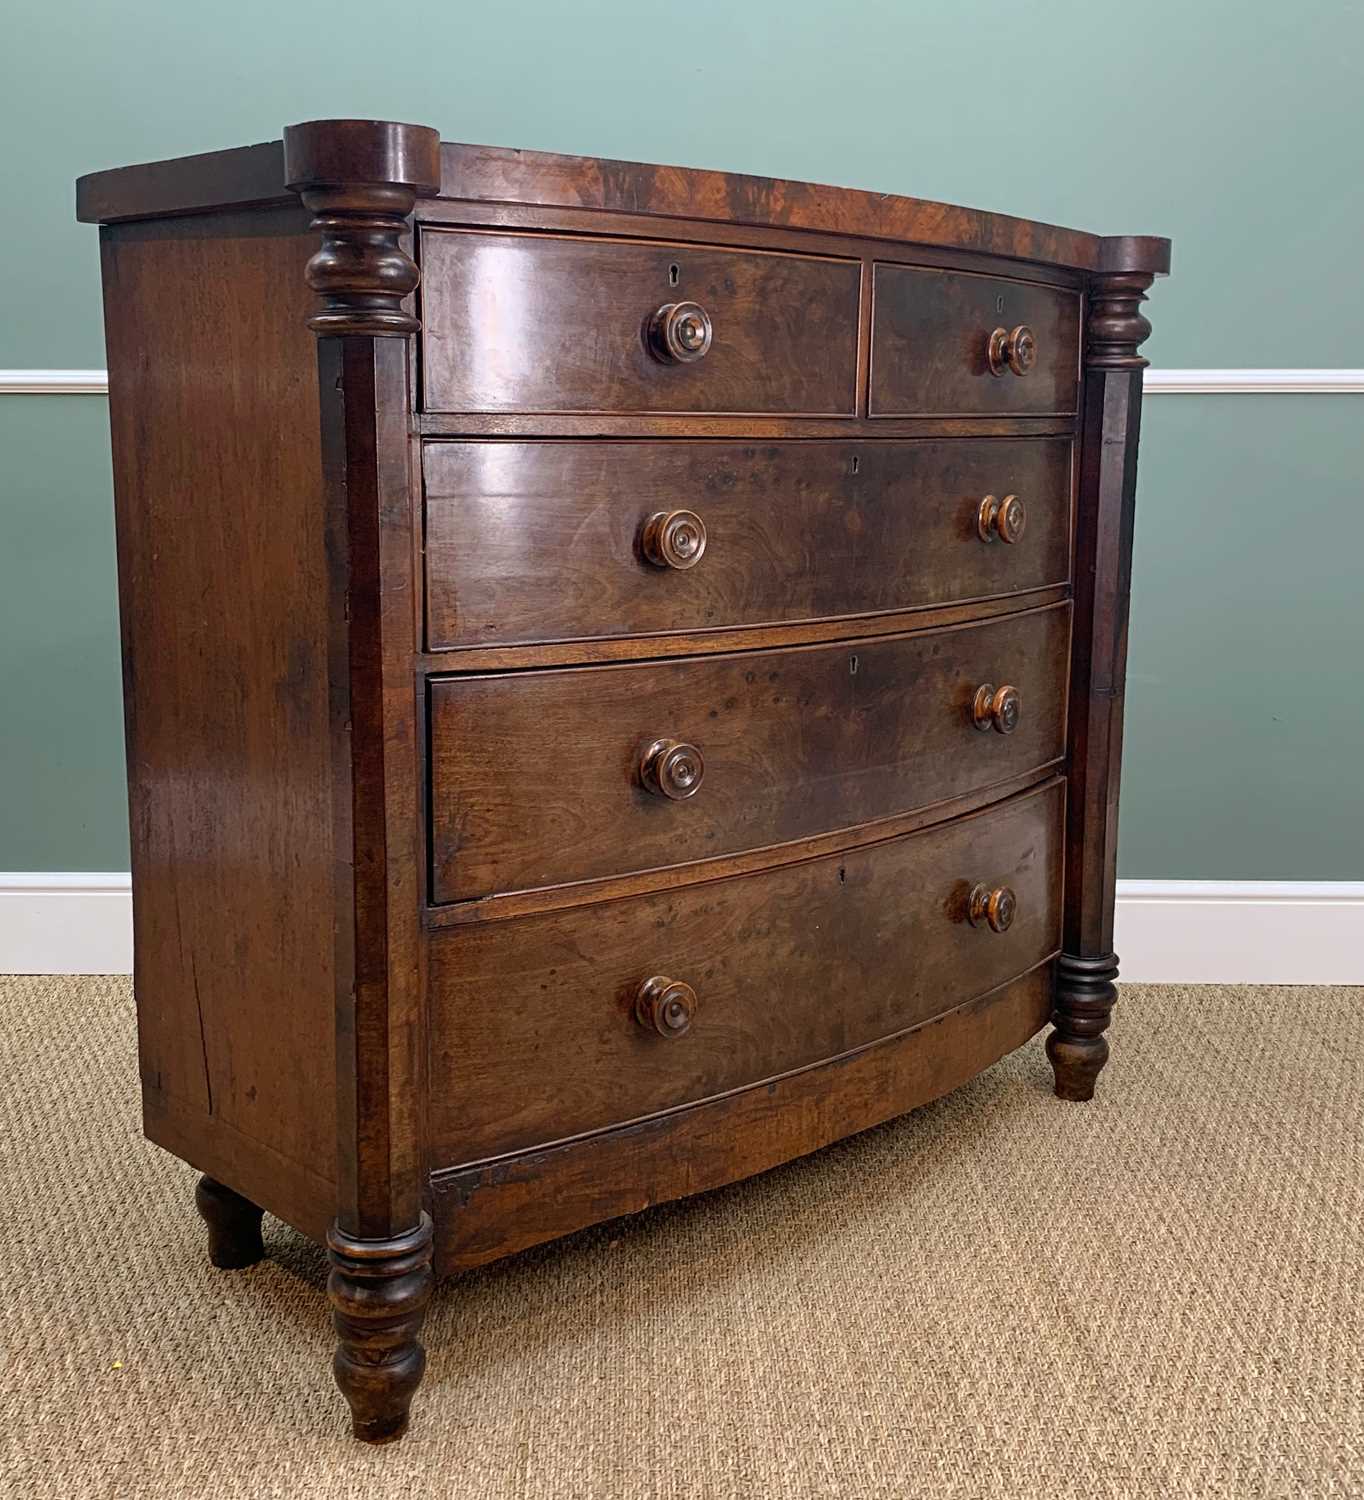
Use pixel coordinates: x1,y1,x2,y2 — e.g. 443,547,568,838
870,265,1081,416
423,437,1072,651
431,960,1056,1270
98,208,340,1228
419,229,860,415
429,603,1070,902
428,781,1063,1165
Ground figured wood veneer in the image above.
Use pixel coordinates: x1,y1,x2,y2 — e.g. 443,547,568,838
427,780,1064,1163
419,229,862,416
870,265,1081,416
431,962,1057,1272
422,437,1073,651
428,604,1070,903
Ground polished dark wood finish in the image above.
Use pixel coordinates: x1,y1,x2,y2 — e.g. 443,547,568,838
283,120,440,336
635,976,699,1039
972,682,1022,734
641,508,708,571
431,962,1055,1272
987,323,1038,378
195,1175,265,1270
1049,952,1120,1101
419,230,860,415
87,127,436,1443
429,605,1069,903
420,412,1079,441
422,438,1072,652
80,137,1172,278
96,207,339,1245
968,883,1017,934
296,141,433,1435
427,763,1063,928
421,587,1073,677
978,492,1027,545
639,738,705,801
647,299,713,363
327,1214,434,1443
870,266,1080,416
81,118,1166,1442
1049,268,1157,1101
428,781,1062,1163
314,335,426,1245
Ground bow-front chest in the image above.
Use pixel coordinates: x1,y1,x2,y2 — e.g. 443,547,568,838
78,120,1169,1442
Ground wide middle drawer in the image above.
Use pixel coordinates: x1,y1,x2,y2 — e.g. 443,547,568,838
429,601,1069,904
423,438,1073,651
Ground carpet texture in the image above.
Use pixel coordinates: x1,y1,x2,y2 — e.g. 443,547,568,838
1,976,1360,1498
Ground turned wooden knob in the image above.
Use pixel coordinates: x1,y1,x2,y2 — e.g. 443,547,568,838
968,883,1017,933
972,683,1021,735
647,301,713,363
641,738,705,799
977,493,1026,545
987,324,1037,377
636,975,697,1037
642,510,708,570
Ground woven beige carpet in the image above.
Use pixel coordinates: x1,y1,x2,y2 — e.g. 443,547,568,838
1,977,1360,1498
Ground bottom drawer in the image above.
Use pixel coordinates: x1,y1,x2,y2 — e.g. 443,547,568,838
428,779,1063,1166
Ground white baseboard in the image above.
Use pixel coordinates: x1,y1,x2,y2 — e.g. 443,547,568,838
0,874,134,975
1114,880,1364,984
1,874,1360,984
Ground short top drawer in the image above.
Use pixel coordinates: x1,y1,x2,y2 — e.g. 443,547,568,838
423,438,1072,651
419,229,860,415
428,603,1069,904
870,265,1080,416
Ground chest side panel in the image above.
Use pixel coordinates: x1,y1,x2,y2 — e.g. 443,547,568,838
101,207,339,1238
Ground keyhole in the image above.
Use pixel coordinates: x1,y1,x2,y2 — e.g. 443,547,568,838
838,866,847,885
849,654,859,676
669,264,680,287
850,456,860,475
995,293,1006,314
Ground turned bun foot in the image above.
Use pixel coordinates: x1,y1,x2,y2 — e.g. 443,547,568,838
1048,952,1119,1102
1046,1030,1110,1101
327,1214,434,1443
194,1175,265,1269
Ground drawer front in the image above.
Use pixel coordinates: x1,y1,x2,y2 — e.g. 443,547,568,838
870,265,1080,416
429,603,1068,903
429,781,1064,1164
424,438,1072,651
419,229,860,415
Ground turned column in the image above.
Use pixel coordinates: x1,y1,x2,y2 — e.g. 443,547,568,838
1050,240,1169,1101
327,1215,435,1443
284,118,440,1442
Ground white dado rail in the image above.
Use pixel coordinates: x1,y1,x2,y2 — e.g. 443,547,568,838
1,369,1364,394
1143,369,1364,393
2,370,111,393
3,363,1362,980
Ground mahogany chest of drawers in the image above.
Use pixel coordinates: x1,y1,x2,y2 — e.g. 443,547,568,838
77,119,1169,1443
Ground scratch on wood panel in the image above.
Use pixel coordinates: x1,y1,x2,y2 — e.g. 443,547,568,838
191,952,213,1117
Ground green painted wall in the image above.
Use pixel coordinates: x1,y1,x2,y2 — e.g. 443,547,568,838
0,398,125,869
2,0,1362,874
1125,397,1363,879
